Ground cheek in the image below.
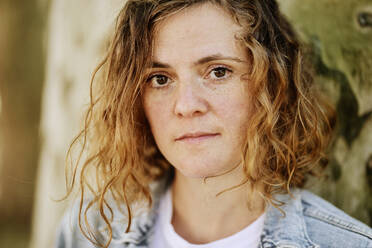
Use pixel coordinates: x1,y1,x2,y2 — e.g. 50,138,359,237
214,95,251,152
143,95,170,138
214,90,252,131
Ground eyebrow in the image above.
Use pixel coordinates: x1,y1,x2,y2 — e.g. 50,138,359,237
149,53,246,69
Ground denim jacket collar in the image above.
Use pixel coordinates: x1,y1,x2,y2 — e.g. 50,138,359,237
259,189,319,248
106,181,165,247
106,187,319,248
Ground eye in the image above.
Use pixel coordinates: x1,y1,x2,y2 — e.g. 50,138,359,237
147,74,171,88
208,66,232,80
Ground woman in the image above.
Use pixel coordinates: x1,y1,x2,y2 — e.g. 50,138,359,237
56,0,372,247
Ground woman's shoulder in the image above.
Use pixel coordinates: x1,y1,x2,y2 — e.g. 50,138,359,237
54,181,167,248
55,199,98,248
262,188,372,248
300,189,372,247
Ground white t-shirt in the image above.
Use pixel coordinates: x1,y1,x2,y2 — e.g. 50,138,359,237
150,188,265,248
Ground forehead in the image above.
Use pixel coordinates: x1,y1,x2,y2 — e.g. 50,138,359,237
152,3,245,63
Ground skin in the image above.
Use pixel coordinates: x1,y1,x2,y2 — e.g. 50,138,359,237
143,3,265,244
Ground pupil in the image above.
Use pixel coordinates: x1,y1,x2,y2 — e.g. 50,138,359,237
157,75,167,85
214,68,226,77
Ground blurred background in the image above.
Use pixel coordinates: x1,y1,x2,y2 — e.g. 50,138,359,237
0,0,371,248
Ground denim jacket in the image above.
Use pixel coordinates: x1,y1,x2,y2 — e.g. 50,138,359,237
56,186,372,248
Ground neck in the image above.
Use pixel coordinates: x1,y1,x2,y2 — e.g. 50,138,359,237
171,166,265,244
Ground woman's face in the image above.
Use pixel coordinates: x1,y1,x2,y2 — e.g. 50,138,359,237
143,3,252,178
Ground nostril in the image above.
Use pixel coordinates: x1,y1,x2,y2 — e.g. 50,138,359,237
357,12,372,27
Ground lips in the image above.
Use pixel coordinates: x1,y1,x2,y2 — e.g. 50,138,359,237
175,132,220,143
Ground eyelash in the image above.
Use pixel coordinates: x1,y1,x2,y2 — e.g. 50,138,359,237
146,65,233,88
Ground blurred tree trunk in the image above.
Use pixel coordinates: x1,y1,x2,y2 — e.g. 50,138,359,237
29,1,124,248
0,0,46,238
280,0,372,226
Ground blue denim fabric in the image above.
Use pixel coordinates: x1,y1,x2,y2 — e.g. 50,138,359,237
56,188,372,248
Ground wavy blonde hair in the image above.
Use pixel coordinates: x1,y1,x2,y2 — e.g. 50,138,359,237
65,0,335,247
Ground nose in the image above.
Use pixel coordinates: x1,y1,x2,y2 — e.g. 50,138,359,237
173,80,209,118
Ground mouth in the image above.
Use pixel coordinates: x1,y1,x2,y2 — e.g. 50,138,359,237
175,132,220,144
